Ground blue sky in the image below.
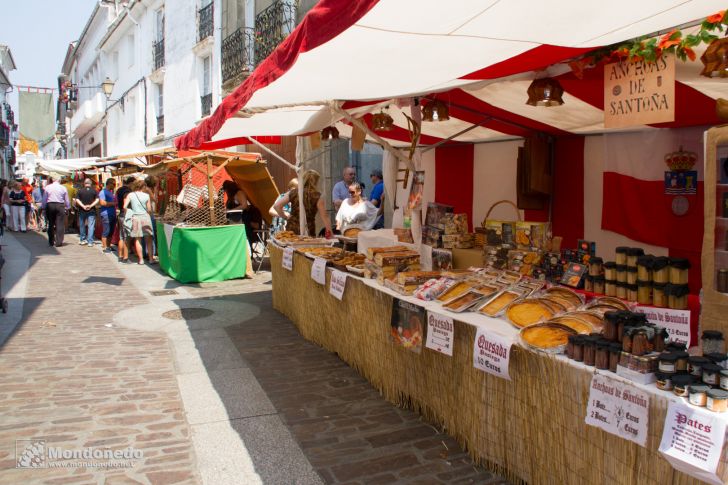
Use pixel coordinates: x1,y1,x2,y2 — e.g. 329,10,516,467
2,0,98,116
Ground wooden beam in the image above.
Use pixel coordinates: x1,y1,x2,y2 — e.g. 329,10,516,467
211,156,235,178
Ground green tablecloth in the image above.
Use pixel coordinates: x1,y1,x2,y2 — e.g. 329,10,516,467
156,222,247,283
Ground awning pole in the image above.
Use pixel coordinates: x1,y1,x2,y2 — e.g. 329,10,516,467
206,155,216,226
331,105,416,173
421,116,494,153
247,137,298,171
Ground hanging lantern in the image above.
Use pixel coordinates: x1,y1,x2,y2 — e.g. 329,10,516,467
371,111,394,131
700,37,728,77
526,78,565,107
422,99,450,122
321,126,339,140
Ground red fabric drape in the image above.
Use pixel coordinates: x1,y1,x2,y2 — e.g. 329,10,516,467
435,144,474,231
525,136,585,249
175,0,381,149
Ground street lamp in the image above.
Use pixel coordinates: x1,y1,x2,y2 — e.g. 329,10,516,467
101,77,115,99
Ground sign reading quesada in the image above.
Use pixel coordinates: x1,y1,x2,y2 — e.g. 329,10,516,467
604,55,675,128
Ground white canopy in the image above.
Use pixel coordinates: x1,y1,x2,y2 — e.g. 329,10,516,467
179,0,728,149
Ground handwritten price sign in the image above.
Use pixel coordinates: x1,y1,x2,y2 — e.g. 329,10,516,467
282,247,294,270
585,373,649,447
329,270,347,300
425,312,453,356
472,328,512,380
311,257,327,285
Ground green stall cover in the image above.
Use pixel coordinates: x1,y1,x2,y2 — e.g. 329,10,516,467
156,222,247,283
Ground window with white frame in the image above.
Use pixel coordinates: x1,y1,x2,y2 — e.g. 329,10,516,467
202,56,211,96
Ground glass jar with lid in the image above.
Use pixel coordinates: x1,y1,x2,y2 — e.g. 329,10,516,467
626,248,645,268
669,258,691,285
702,331,725,355
653,282,668,307
615,247,629,266
668,284,690,310
652,257,670,284
593,275,605,295
636,255,653,281
637,280,652,305
604,262,617,281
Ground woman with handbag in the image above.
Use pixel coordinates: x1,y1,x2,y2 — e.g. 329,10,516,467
123,179,155,265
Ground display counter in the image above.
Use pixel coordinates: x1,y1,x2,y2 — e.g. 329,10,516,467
269,244,728,485
156,222,247,283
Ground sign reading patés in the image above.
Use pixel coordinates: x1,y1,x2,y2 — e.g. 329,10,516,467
282,247,294,270
585,373,649,446
329,270,347,300
425,312,454,356
472,328,512,380
659,401,727,485
604,55,675,128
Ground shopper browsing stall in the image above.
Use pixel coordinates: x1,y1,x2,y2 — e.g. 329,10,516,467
272,169,332,237
369,169,385,229
335,181,378,237
332,166,356,212
98,178,117,252
75,178,99,246
123,179,154,265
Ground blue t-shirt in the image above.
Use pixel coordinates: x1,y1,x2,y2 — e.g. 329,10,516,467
99,189,116,218
370,181,384,205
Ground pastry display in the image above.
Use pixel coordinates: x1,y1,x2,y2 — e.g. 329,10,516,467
549,316,593,334
505,300,555,328
520,323,576,352
442,291,485,312
589,296,630,311
544,287,582,307
437,281,473,303
477,290,521,317
304,247,343,258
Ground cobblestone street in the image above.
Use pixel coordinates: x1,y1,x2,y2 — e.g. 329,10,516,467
0,231,507,484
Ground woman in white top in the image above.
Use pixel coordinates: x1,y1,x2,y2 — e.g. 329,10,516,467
123,179,154,265
335,181,378,235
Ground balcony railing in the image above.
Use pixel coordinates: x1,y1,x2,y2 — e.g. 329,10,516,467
153,38,165,70
156,115,164,134
198,3,214,42
255,0,297,65
221,27,255,84
201,93,212,116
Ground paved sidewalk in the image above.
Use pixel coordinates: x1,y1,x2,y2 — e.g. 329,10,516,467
0,231,507,485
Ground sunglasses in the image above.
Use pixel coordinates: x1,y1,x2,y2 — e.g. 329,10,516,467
349,190,359,195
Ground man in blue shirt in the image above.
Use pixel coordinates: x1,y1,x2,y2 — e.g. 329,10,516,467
332,166,356,212
369,169,385,229
98,178,117,253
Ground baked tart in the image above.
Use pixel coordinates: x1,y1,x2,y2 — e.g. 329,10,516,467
589,297,630,311
437,282,473,303
545,287,583,307
506,300,554,328
549,316,593,334
520,323,576,352
477,290,520,317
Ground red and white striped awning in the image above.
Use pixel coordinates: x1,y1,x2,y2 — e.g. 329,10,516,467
176,0,728,150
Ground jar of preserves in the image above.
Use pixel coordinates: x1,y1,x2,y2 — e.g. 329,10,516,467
689,356,710,378
603,311,620,342
654,328,668,352
616,265,628,283
652,257,670,284
567,334,577,359
609,343,621,372
593,275,605,295
653,282,668,307
583,337,597,366
669,258,691,285
589,257,603,277
702,331,725,355
675,351,690,372
571,335,585,362
595,341,610,370
626,248,644,268
583,274,594,292
627,284,638,302
626,267,638,285
622,327,634,353
616,282,627,300
706,389,728,413
703,363,723,386
656,372,673,391
604,262,617,281
658,352,678,374
689,385,710,407
672,374,694,397
637,280,652,305
668,284,689,310
631,329,650,356
636,255,653,281
615,246,629,266
605,280,617,297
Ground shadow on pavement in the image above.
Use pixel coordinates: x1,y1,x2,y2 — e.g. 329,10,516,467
82,276,125,286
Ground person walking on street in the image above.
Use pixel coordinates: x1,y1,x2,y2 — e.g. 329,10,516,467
1,180,11,231
116,176,134,263
123,179,154,265
9,182,27,232
42,177,71,247
62,177,77,234
75,178,99,246
32,182,46,231
98,178,117,253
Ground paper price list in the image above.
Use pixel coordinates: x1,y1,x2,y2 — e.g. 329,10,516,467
667,424,715,463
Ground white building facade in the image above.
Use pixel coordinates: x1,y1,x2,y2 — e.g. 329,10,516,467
63,0,315,159
0,45,17,180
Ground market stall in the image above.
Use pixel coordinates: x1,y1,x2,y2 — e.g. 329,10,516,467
173,1,728,483
144,150,279,283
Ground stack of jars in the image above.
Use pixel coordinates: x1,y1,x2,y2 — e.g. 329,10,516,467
656,330,728,413
584,256,605,294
